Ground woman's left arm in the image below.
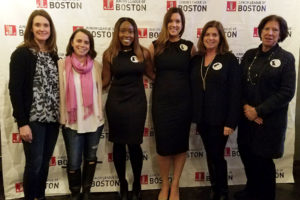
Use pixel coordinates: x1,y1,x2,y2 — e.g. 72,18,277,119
255,52,296,117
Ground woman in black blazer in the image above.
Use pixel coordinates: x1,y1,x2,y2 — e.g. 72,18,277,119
236,15,296,200
190,20,241,200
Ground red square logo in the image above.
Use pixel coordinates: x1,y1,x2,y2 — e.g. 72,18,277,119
49,157,56,166
226,1,236,11
5,25,17,36
140,175,148,184
224,147,231,157
253,27,259,37
108,153,113,162
104,0,114,10
143,127,149,136
138,28,148,38
36,0,48,8
73,26,84,32
143,78,149,89
167,1,177,10
195,172,205,181
12,133,22,143
197,28,202,38
15,182,23,193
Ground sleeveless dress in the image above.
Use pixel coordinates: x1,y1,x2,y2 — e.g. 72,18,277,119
152,39,193,155
106,50,147,144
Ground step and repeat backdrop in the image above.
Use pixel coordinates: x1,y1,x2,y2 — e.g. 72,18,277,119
0,0,299,199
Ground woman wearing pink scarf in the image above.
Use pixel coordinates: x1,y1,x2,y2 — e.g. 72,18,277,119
58,28,104,200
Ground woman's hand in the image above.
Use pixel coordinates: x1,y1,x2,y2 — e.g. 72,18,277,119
224,126,234,136
19,125,32,143
243,104,258,121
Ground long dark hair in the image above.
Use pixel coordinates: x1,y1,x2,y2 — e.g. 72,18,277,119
103,17,144,64
154,7,185,56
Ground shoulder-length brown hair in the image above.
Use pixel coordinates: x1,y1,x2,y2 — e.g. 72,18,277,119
154,7,185,56
21,9,57,54
197,20,229,56
103,17,144,64
66,28,97,59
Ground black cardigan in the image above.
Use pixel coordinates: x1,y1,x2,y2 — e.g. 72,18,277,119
8,46,59,128
238,44,296,158
190,52,241,129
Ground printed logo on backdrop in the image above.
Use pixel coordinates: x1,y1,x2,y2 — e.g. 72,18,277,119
276,169,285,179
92,175,120,187
253,27,259,37
224,27,238,38
140,175,148,184
49,156,56,166
103,0,147,11
167,0,208,12
46,179,60,190
4,25,25,37
36,0,48,8
226,1,266,12
138,28,147,38
4,25,17,36
143,127,154,136
167,0,177,10
187,150,205,159
73,26,84,31
85,26,113,38
195,171,233,181
197,28,202,38
143,78,153,89
224,147,240,157
15,182,23,193
36,0,83,9
12,133,22,143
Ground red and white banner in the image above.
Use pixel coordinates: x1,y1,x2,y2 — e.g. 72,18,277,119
0,0,299,199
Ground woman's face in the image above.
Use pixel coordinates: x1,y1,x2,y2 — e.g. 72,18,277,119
203,27,220,52
167,13,182,38
119,21,134,48
71,31,90,58
32,15,50,44
261,20,280,51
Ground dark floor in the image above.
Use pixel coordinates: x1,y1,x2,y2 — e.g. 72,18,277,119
0,161,299,200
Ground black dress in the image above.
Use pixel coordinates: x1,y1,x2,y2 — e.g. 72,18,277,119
106,50,147,144
152,39,193,156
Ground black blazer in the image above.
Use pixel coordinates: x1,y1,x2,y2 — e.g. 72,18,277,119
190,52,241,129
9,46,58,127
238,44,296,158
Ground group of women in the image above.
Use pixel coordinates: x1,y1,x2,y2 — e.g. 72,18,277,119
8,7,295,200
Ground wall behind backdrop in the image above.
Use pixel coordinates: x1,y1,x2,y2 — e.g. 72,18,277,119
0,0,299,199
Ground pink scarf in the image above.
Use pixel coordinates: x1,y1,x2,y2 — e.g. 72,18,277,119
65,53,94,124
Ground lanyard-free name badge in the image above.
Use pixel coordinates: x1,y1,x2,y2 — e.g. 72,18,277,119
270,59,281,68
212,62,222,70
131,55,139,63
179,44,188,51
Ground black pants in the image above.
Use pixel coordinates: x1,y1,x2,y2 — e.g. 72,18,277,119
113,143,143,186
197,124,228,195
239,144,276,200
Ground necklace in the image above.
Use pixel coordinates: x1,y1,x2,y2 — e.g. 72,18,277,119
247,51,274,85
122,48,132,52
200,56,215,91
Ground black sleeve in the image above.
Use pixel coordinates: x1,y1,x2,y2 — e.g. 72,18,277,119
225,53,242,129
8,48,29,127
256,52,296,116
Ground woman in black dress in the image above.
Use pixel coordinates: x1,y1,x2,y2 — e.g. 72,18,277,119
102,17,154,200
236,15,295,200
149,7,196,200
190,21,241,200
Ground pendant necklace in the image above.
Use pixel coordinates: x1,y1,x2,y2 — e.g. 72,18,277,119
200,56,215,91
